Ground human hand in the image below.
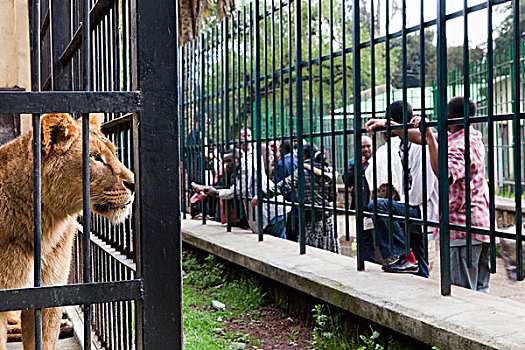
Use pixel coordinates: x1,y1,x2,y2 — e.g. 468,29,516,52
410,116,432,136
251,196,258,207
191,182,205,193
365,119,387,134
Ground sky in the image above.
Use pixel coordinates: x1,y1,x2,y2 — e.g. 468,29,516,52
373,0,511,47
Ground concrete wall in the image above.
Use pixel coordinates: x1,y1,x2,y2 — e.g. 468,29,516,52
0,0,32,133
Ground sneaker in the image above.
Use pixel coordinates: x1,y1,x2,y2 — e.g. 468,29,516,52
382,256,419,274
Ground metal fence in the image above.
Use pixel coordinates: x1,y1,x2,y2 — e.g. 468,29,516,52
441,46,525,199
0,0,182,349
180,0,523,296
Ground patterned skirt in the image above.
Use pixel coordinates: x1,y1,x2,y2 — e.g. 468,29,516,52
305,215,340,254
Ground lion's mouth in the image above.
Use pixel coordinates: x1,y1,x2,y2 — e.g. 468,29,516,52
93,197,134,213
93,201,131,213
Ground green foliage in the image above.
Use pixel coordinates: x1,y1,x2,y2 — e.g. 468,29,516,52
183,251,270,349
493,2,525,56
358,329,384,350
310,304,416,350
182,253,227,289
310,304,355,350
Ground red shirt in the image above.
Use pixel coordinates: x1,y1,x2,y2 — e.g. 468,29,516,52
448,127,491,243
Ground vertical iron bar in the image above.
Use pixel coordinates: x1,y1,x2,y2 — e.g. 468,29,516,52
224,18,232,232
201,35,207,225
81,0,92,344
512,0,523,280
463,0,472,268
29,0,43,346
353,0,364,270
307,0,315,245
487,0,497,273
318,0,326,252
295,0,306,254
402,0,410,257
437,0,451,296
255,0,264,239
370,0,378,250
420,0,429,259
135,0,182,347
385,0,394,251
180,45,187,218
329,0,338,249
343,0,349,241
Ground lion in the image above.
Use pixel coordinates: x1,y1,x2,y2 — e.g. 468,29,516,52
0,113,134,350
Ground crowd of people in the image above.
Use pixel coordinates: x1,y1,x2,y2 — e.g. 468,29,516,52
189,96,492,294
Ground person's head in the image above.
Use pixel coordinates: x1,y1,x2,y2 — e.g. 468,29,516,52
240,128,252,152
387,101,413,125
223,149,240,173
282,139,292,155
303,144,329,167
240,128,252,141
361,135,372,160
447,96,476,133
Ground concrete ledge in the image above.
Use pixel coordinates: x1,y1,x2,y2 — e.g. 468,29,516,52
182,219,525,350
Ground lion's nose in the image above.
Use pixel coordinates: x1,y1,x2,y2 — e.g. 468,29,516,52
123,180,135,194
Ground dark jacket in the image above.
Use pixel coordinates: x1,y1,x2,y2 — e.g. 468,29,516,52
343,158,371,210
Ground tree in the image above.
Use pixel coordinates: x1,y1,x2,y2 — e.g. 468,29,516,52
493,2,525,55
178,0,236,47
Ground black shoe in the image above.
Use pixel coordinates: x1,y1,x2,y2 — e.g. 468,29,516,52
382,256,419,274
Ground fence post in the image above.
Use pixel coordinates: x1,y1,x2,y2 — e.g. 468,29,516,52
353,0,364,271
254,0,264,239
294,0,306,254
437,0,451,296
512,0,523,281
134,0,183,348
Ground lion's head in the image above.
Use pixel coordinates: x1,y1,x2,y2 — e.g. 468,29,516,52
40,113,134,224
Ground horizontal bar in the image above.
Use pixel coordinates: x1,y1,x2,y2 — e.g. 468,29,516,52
81,224,136,271
59,26,81,64
59,0,116,64
0,280,142,312
101,113,133,131
0,91,141,113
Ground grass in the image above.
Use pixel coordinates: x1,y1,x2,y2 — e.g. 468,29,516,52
182,251,433,350
182,252,268,349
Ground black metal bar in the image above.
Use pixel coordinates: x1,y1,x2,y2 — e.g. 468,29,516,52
0,91,140,113
353,0,364,270
0,281,142,312
135,0,182,348
487,0,497,273
294,0,306,254
82,0,92,346
512,0,523,281
29,0,43,345
463,0,473,268
50,0,72,90
437,0,451,296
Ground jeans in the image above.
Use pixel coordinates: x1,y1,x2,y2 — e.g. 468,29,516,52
264,214,287,239
364,199,429,278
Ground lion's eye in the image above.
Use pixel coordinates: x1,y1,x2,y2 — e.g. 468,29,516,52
91,153,104,163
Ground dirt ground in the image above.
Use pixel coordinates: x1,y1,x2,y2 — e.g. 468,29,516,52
219,306,313,349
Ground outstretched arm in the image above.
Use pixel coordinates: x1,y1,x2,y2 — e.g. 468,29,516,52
412,117,445,178
365,118,423,144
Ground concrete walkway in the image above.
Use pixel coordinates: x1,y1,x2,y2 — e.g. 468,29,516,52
335,215,525,304
183,219,525,350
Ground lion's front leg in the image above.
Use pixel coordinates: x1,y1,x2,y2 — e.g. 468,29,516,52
21,308,63,350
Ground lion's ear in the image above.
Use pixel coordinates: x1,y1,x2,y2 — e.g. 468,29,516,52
41,113,80,155
89,113,105,131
